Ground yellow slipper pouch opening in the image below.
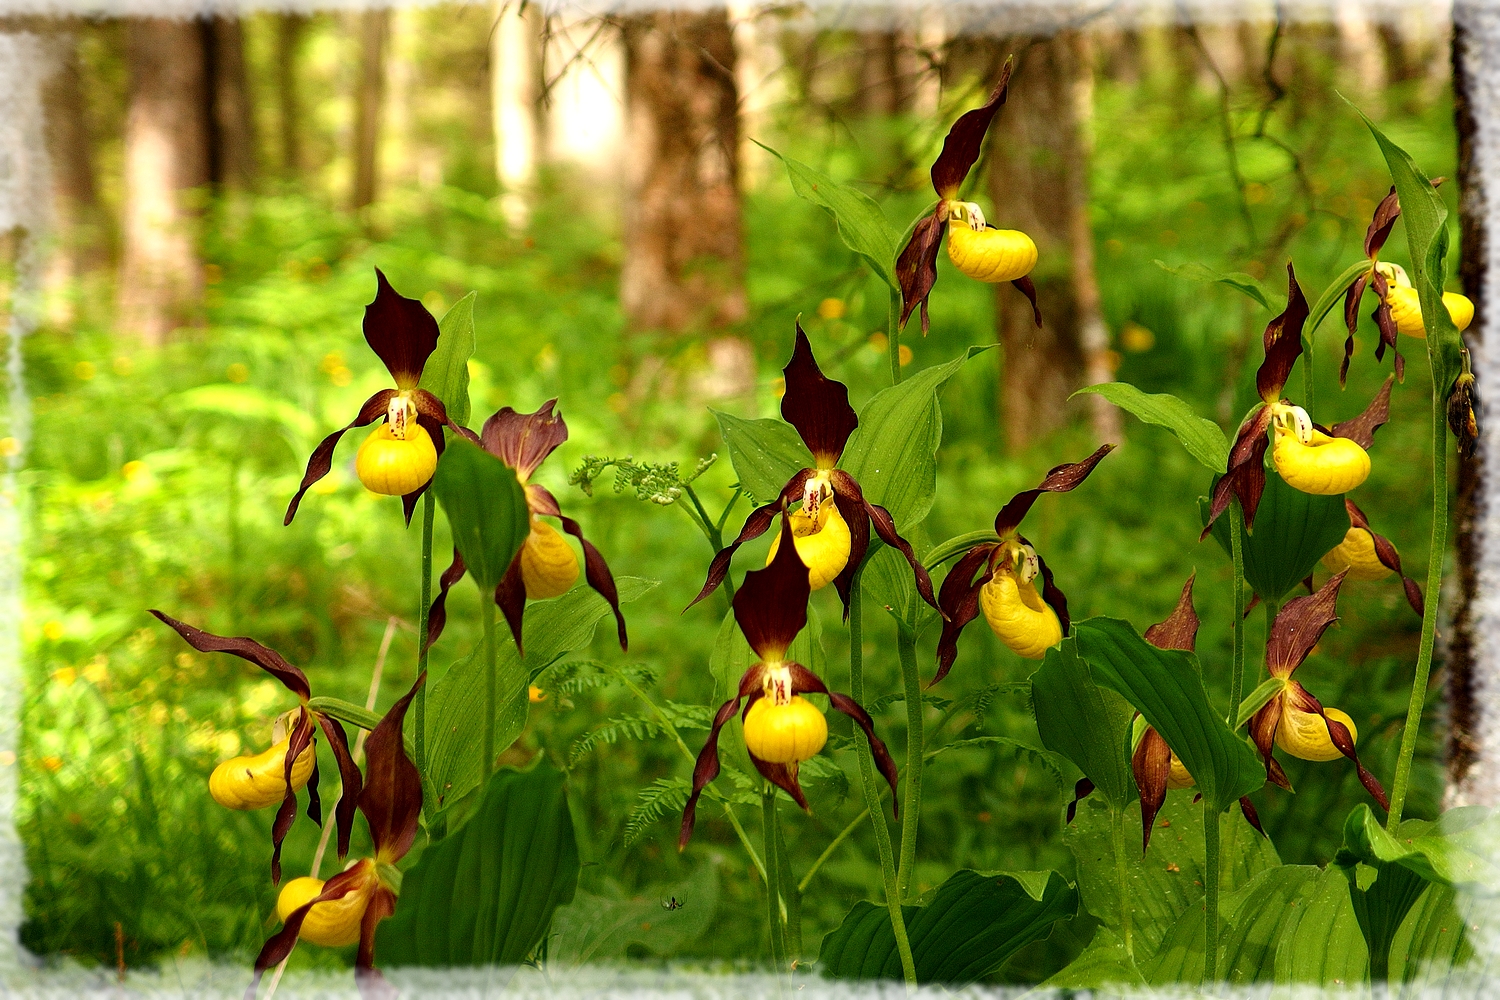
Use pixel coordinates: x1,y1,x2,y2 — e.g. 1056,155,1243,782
208,735,316,811
947,225,1038,284
979,574,1063,660
742,695,828,765
520,517,580,599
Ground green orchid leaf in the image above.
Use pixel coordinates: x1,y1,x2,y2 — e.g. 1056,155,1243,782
1073,383,1228,473
757,141,899,290
306,696,382,734
376,764,579,967
1031,636,1136,810
1273,866,1370,985
1387,882,1480,988
841,346,994,530
425,578,657,820
1202,468,1351,602
430,438,530,590
1353,103,1464,397
1236,676,1286,730
548,863,721,966
418,291,477,429
1073,618,1265,812
1154,259,1272,311
818,869,1077,983
863,536,939,634
1307,260,1374,337
712,410,812,506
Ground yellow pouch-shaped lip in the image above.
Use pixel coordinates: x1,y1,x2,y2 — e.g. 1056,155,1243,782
276,861,378,948
1166,753,1194,790
1275,703,1357,762
1322,527,1391,582
947,224,1038,284
209,735,316,811
979,574,1062,660
742,695,828,765
520,517,579,599
1384,286,1474,338
764,501,851,591
1273,427,1370,496
356,422,437,496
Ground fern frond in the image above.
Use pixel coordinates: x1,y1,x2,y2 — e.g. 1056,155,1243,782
623,777,691,848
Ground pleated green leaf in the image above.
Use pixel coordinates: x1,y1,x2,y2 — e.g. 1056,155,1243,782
418,291,477,429
430,439,530,590
1031,637,1135,810
1154,259,1273,311
1073,383,1228,473
376,764,580,966
1202,469,1351,602
712,411,812,505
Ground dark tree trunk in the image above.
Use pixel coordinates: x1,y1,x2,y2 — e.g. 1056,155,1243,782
205,15,257,191
352,9,389,211
275,13,307,178
118,17,209,345
620,14,745,330
40,24,104,277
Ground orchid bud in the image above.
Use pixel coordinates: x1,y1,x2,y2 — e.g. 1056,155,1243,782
520,517,580,599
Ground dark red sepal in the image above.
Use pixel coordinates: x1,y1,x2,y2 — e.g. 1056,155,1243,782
1144,573,1198,652
897,212,945,333
305,757,322,827
1344,499,1423,616
830,489,872,619
733,514,811,662
932,543,997,686
424,549,468,652
1255,263,1309,405
1341,271,1369,388
687,471,814,611
357,885,398,984
1133,725,1172,853
930,57,1013,199
270,707,317,883
1247,696,1288,790
360,673,425,864
1369,270,1405,382
1065,777,1094,824
285,388,398,525
481,399,568,481
365,268,440,390
1266,571,1346,679
1012,275,1042,327
313,711,363,860
1331,376,1393,449
1364,187,1401,259
747,745,811,813
1239,796,1266,836
679,667,765,849
150,610,311,700
1034,549,1071,635
1203,405,1272,537
782,323,859,467
495,552,528,658
994,444,1114,535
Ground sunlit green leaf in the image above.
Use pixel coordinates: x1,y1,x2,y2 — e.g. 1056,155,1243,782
418,291,477,429
430,438,530,590
712,411,812,505
1031,637,1135,810
1202,468,1350,602
1073,383,1227,473
1154,259,1272,311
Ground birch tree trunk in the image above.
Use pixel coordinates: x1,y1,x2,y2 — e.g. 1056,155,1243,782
118,17,209,346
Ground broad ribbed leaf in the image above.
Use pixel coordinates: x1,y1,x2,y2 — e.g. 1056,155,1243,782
1203,469,1350,601
840,346,993,528
376,764,579,966
426,579,656,819
1273,867,1369,985
1074,618,1264,812
431,439,530,590
819,869,1077,983
1308,260,1374,335
548,863,721,966
1355,105,1464,397
418,291,477,428
712,411,813,505
1074,383,1227,473
1032,637,1135,809
1154,259,1272,311
1388,883,1482,989
758,142,899,290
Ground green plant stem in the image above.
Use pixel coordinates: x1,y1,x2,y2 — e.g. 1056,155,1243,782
479,597,497,785
1203,798,1220,984
799,798,877,893
1227,499,1247,727
895,622,923,903
762,786,786,971
616,671,766,881
888,286,903,386
682,483,735,605
415,492,435,798
1387,390,1449,830
1111,804,1134,963
848,568,917,985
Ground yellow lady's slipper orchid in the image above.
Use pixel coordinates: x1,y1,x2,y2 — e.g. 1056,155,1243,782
742,695,828,765
1383,285,1474,338
1270,404,1370,495
763,484,852,591
276,861,379,948
209,732,317,811
979,565,1062,661
520,516,580,599
946,206,1038,284
1322,527,1391,582
1275,704,1358,762
355,397,439,496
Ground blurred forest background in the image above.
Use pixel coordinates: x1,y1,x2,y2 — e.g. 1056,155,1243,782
1,0,1472,979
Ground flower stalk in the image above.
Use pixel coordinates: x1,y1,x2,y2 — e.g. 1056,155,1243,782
1227,499,1246,727
480,597,498,785
1202,798,1220,984
415,491,436,812
762,786,787,971
888,286,902,387
895,617,923,903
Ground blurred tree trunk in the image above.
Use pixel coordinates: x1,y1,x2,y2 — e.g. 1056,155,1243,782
492,0,541,227
40,24,104,294
275,13,306,178
988,32,1117,453
620,10,750,399
206,15,257,191
351,9,389,211
118,17,209,345
857,31,903,115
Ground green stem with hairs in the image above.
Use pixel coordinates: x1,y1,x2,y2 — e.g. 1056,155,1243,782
848,567,916,985
888,286,903,386
479,597,497,785
1387,384,1449,830
1111,803,1134,963
762,785,786,971
1203,798,1220,983
415,492,436,809
895,620,923,902
1227,499,1247,727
